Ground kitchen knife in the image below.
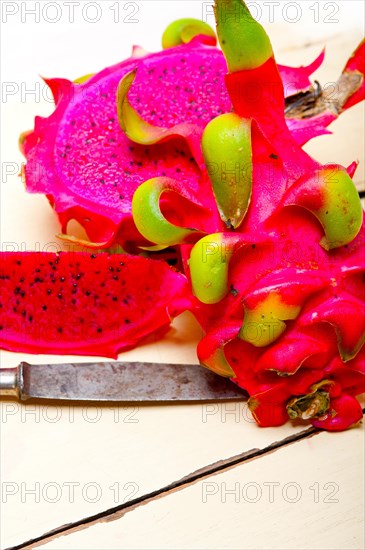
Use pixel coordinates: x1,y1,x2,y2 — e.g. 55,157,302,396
0,362,246,402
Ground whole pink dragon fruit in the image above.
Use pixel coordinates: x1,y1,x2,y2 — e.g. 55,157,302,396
4,0,364,431
184,1,365,431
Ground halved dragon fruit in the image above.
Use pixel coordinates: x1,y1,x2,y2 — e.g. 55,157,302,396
21,15,337,251
8,0,365,430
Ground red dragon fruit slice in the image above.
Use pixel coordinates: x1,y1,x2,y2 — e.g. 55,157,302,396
21,17,342,250
0,252,190,358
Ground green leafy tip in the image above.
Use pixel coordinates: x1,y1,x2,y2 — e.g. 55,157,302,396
116,71,203,168
189,233,242,304
201,347,236,377
283,165,363,250
213,0,273,72
132,177,197,246
117,70,168,144
162,18,216,49
202,113,252,229
239,294,300,347
73,73,95,84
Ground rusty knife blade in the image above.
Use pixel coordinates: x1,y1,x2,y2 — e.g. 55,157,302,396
1,362,247,402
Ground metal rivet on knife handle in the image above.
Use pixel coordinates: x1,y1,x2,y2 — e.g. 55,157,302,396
0,364,25,399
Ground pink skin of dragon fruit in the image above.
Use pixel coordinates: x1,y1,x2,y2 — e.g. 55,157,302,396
21,29,326,251
0,252,190,358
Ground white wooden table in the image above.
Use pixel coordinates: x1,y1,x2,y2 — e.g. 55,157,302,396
1,2,364,548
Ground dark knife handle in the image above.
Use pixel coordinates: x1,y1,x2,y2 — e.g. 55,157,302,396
0,366,22,398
